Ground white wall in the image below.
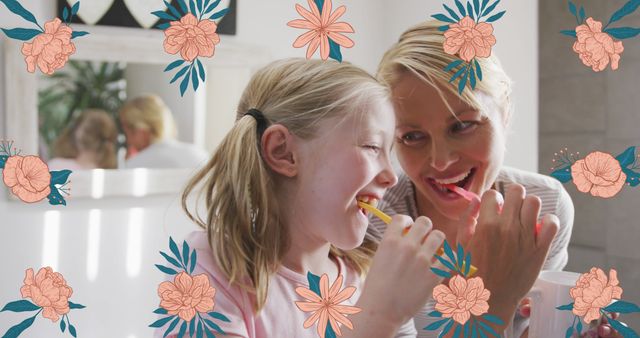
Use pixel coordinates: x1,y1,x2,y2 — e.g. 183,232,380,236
0,1,538,336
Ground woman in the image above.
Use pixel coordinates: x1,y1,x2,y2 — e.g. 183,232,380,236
119,94,209,169
369,20,617,337
49,109,118,170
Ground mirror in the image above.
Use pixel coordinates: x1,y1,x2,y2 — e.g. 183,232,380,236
3,25,270,198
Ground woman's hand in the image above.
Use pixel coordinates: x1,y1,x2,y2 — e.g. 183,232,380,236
458,184,559,330
350,214,445,336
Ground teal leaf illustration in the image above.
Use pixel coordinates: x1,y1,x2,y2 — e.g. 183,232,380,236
454,0,466,16
449,64,467,84
69,323,77,337
326,324,337,338
439,25,450,31
204,325,216,338
47,187,67,206
191,66,199,91
209,311,231,322
440,319,455,337
71,31,89,39
616,146,636,167
307,272,322,295
579,6,585,23
50,170,72,185
556,302,574,311
608,317,640,338
474,59,482,81
456,244,464,270
203,318,226,334
464,321,471,337
205,0,222,14
150,315,175,328
622,167,640,186
164,316,181,337
189,0,197,16
177,320,188,338
551,165,572,183
445,59,464,72
165,60,186,72
170,65,190,84
1,28,42,41
443,240,457,267
197,0,203,13
430,267,452,278
161,251,183,269
481,314,504,325
177,0,189,14
180,68,191,96
156,264,179,275
189,318,195,338
604,300,640,313
63,7,69,21
328,38,343,62
479,327,488,338
182,241,191,269
68,301,86,309
477,320,499,337
1,155,8,168
565,326,574,338
71,2,80,17
165,1,182,21
486,10,506,23
154,307,169,314
472,323,478,338
458,65,469,94
469,65,476,90
197,321,203,338
156,22,170,29
576,320,583,334
474,0,480,16
428,310,443,317
443,4,460,21
481,0,489,13
481,0,500,17
189,249,197,273
315,0,325,13
0,300,40,312
425,318,450,330
61,316,66,332
152,10,177,21
452,321,462,337
560,29,577,37
0,0,40,27
467,2,474,20
463,252,472,276
2,313,37,338
568,1,577,17
169,237,183,266
197,59,206,82
607,0,640,27
435,253,456,271
432,14,456,23
605,27,640,39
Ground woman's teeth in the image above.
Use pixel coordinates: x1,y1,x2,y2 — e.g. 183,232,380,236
432,170,471,185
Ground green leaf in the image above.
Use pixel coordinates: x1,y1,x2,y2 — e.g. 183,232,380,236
445,60,464,72
432,14,456,23
197,0,203,14
456,244,464,270
210,8,229,20
568,1,577,17
307,272,322,296
605,27,640,39
189,0,197,16
0,0,40,27
182,240,191,269
61,316,67,332
449,64,467,84
439,319,455,338
481,0,489,13
576,320,583,334
439,25,450,31
443,4,460,21
443,240,457,266
481,314,504,325
50,170,72,185
69,324,77,337
150,316,175,328
607,0,640,26
208,311,231,322
454,0,466,16
68,301,86,309
604,300,640,313
165,1,182,21
191,66,200,91
1,28,42,41
180,68,191,96
556,302,574,311
177,0,189,14
190,249,197,273
486,10,505,22
560,29,577,37
425,318,450,330
477,320,500,337
328,38,343,62
161,251,183,269
458,65,469,94
482,0,500,17
579,6,585,22
71,2,80,16
2,313,37,338
156,22,171,30
469,65,476,90
453,322,461,338
1,155,8,168
616,146,636,167
169,237,183,265
203,318,226,335
431,267,452,278
189,318,196,338
154,307,169,315
177,321,188,338
435,253,456,271
1,300,40,312
467,2,474,20
204,0,222,14
164,317,181,337
152,10,177,21
197,321,203,338
565,326,574,338
474,0,480,16
475,59,482,81
608,317,640,338
197,59,206,82
428,310,443,317
63,7,69,22
71,31,89,39
156,264,179,275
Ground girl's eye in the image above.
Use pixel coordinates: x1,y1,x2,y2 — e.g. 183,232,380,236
450,121,477,134
364,144,381,153
398,131,426,146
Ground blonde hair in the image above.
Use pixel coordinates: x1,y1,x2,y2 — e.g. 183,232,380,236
119,95,178,141
182,58,389,312
377,20,513,125
53,109,118,168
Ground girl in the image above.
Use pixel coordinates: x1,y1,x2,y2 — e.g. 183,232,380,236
161,58,449,338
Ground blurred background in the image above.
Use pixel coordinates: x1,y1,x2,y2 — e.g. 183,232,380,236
0,0,638,336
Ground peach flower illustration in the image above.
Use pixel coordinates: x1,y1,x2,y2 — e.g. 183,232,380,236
20,267,73,322
570,268,623,323
287,0,355,60
433,275,490,324
21,18,76,75
158,272,216,321
163,13,220,62
2,155,51,203
573,18,624,72
571,151,627,198
295,274,362,337
443,16,496,62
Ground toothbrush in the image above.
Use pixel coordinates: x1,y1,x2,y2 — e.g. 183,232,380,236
358,201,477,276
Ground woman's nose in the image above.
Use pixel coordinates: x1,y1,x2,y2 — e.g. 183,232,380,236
429,139,459,171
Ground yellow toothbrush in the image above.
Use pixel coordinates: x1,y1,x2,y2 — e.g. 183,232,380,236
358,201,477,276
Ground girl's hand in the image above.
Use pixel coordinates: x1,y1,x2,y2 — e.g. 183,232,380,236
355,214,445,330
460,184,560,329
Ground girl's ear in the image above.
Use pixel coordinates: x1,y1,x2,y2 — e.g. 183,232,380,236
261,124,298,177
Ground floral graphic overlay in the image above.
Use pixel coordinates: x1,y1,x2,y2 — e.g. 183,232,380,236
0,0,88,74
0,140,72,205
431,0,505,94
550,146,640,198
287,0,355,62
150,237,230,338
557,267,640,338
295,272,361,338
0,267,86,338
424,240,505,337
561,0,640,72
152,0,229,96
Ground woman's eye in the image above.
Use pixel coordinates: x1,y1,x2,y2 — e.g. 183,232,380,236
451,121,477,134
398,132,425,146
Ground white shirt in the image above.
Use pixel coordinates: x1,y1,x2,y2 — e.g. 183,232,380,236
125,139,209,169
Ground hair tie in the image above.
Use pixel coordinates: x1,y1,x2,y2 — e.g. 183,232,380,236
244,108,269,137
